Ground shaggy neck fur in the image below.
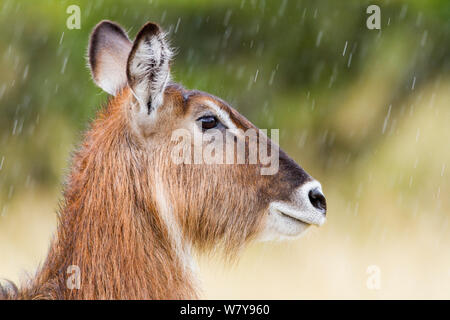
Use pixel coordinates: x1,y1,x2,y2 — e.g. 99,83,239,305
8,89,198,300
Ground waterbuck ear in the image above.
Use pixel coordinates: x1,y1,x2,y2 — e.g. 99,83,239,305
127,22,172,115
88,20,132,95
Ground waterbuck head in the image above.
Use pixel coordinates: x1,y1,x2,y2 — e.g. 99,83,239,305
88,20,326,255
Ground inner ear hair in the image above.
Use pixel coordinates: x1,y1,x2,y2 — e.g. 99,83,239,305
88,20,132,95
126,22,173,115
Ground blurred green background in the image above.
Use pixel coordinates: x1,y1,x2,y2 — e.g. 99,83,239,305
0,0,449,298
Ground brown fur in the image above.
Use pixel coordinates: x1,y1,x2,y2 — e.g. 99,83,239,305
1,21,313,300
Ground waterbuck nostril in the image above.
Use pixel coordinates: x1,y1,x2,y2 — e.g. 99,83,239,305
308,187,327,214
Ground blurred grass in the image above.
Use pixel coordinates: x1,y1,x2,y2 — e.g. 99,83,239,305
0,0,449,298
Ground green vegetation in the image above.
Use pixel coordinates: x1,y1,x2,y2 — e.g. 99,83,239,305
0,0,449,298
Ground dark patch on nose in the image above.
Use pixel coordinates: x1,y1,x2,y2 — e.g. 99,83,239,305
278,150,311,189
267,149,312,203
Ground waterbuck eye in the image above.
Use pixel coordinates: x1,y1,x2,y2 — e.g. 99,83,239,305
197,116,218,130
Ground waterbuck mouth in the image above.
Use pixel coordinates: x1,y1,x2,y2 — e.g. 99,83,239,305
275,209,311,226
269,201,326,227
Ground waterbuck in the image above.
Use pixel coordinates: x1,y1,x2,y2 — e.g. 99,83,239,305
0,20,326,299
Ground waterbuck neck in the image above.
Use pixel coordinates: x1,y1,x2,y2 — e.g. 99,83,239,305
23,90,198,299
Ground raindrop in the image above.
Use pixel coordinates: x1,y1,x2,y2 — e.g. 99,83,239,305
313,8,318,19
356,183,363,199
345,153,351,164
328,64,338,88
0,84,5,100
382,104,392,134
328,132,336,146
416,12,423,26
8,185,14,199
222,26,233,47
236,66,245,79
420,30,428,47
224,9,232,26
0,156,4,170
159,10,166,23
411,76,416,90
345,201,351,215
408,103,416,117
342,41,348,56
195,16,203,29
253,69,259,82
429,92,436,109
301,8,307,23
174,18,181,33
297,130,308,148
254,23,260,35
1,205,8,218
61,56,68,74
256,42,264,56
354,202,359,216
246,76,253,91
397,193,404,206
347,52,353,68
315,31,323,47
186,48,194,62
320,130,328,145
270,16,277,27
399,4,408,19
12,119,18,135
278,0,287,17
389,119,397,136
441,164,446,177
268,67,277,86
22,64,29,81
